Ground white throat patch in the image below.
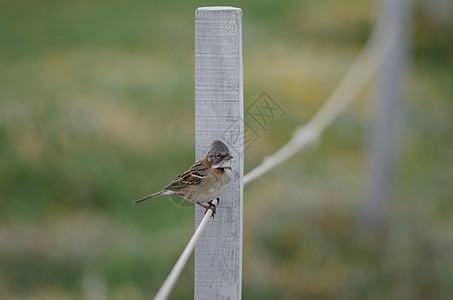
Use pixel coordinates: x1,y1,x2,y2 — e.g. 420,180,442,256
212,159,231,169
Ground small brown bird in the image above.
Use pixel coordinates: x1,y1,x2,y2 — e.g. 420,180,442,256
134,140,233,215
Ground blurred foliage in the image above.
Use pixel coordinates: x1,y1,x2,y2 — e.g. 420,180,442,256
1,0,452,299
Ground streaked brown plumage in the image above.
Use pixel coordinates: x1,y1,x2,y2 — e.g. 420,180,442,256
134,140,233,215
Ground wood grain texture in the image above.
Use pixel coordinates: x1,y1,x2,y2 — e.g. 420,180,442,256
194,7,243,300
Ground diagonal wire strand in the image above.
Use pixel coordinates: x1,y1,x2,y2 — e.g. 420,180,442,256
152,16,401,300
243,19,401,185
153,200,217,300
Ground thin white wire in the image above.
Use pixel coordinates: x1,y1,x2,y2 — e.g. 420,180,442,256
243,20,401,185
153,199,217,300
153,17,401,300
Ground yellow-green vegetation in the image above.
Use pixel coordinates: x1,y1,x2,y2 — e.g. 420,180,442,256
1,0,452,299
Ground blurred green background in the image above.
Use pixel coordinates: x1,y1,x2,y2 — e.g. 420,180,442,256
1,0,452,299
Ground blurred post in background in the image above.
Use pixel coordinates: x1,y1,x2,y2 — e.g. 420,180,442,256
365,0,412,229
194,7,244,299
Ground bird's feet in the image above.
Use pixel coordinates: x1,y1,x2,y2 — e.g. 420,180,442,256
206,200,217,219
195,201,217,219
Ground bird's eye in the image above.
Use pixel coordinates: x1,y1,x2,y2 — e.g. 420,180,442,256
216,153,222,158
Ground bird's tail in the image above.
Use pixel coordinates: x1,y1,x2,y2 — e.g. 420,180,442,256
134,191,165,204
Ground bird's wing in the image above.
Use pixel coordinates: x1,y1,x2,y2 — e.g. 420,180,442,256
164,159,208,190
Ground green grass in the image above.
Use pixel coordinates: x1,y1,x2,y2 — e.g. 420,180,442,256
1,0,452,299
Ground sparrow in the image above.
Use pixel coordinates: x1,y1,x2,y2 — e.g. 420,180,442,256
134,140,233,216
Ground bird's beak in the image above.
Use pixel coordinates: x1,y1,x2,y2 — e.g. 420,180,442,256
225,154,233,160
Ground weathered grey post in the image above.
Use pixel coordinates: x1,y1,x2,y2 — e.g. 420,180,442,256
365,0,411,228
194,7,243,299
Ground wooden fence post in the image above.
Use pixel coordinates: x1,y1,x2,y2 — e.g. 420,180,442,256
194,7,243,299
365,0,411,228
